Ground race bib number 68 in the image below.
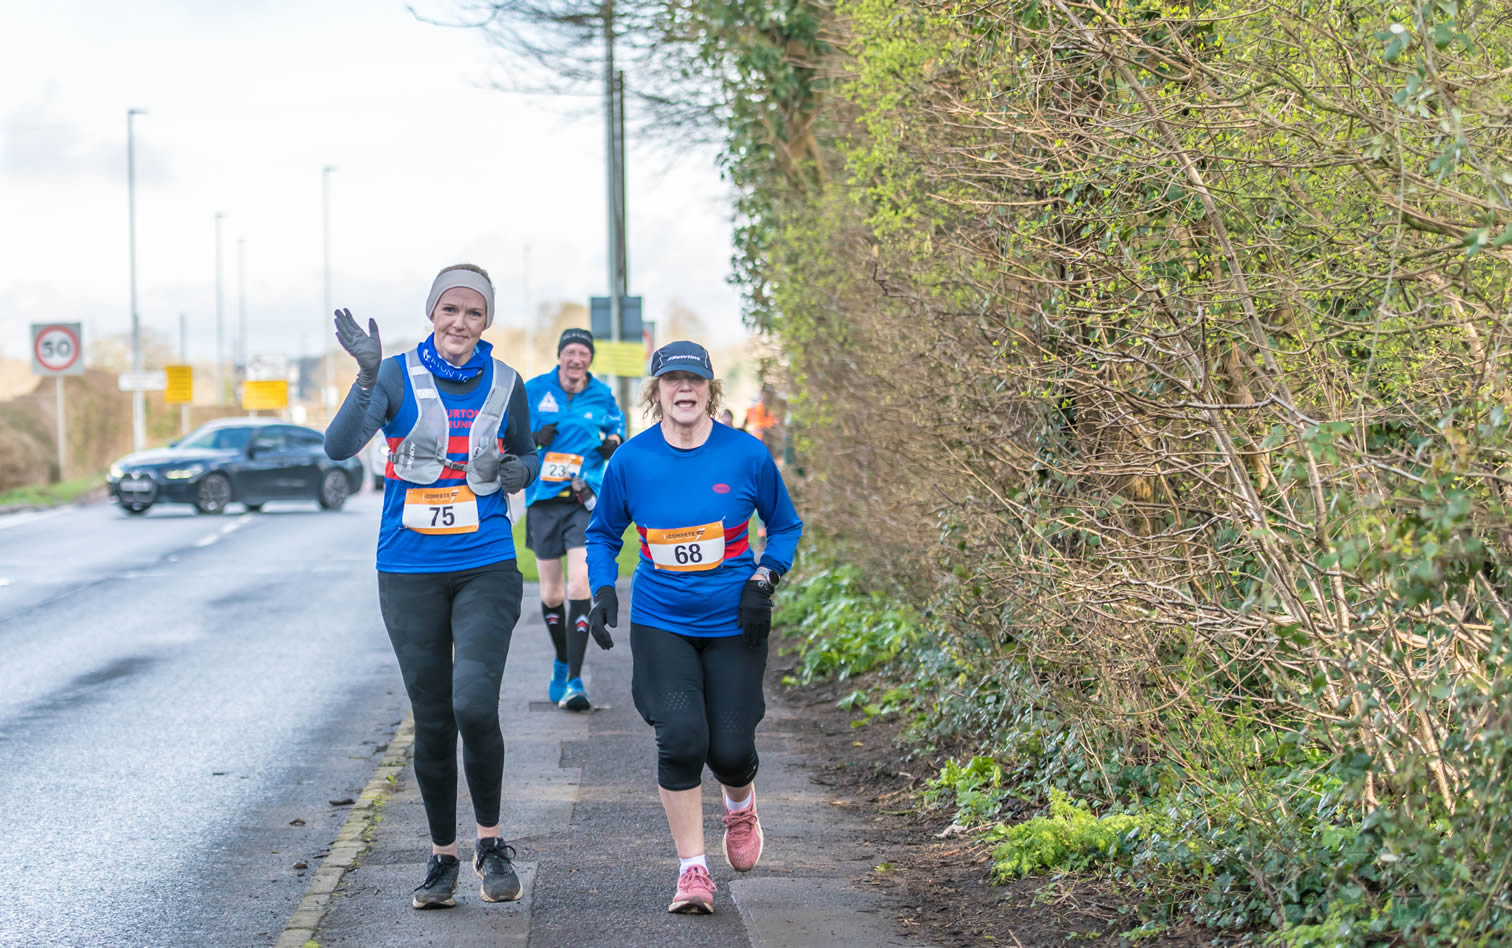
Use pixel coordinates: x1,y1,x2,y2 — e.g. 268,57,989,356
645,521,725,572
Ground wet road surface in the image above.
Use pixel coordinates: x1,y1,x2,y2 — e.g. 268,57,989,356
0,494,404,947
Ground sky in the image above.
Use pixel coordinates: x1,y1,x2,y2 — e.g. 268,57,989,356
0,0,745,372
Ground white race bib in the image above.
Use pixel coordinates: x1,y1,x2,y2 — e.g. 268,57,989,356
645,521,725,572
541,451,583,482
402,484,480,534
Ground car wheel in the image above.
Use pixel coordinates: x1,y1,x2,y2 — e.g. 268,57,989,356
318,469,349,511
245,503,265,512
194,474,232,515
123,503,152,516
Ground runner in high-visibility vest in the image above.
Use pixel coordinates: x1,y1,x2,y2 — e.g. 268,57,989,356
324,263,537,911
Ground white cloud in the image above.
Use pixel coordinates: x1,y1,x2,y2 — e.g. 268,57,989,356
0,0,747,370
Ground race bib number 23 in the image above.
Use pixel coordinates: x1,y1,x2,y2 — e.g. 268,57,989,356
402,484,480,534
645,521,725,572
541,451,583,482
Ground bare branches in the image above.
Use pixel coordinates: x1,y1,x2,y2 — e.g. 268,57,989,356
760,0,1512,831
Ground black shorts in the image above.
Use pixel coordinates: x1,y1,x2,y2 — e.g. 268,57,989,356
525,496,590,559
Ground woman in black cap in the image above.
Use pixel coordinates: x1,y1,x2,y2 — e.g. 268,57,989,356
323,263,538,910
584,341,803,915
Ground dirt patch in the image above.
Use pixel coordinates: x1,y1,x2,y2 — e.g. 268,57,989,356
769,648,1234,947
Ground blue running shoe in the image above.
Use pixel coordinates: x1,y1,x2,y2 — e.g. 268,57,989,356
548,660,569,704
559,677,591,711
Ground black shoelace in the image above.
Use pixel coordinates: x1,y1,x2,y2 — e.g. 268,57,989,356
479,841,517,871
420,856,456,889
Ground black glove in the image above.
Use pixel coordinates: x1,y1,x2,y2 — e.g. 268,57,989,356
333,308,382,389
738,579,773,648
532,423,558,449
595,436,620,460
497,455,530,493
588,585,618,650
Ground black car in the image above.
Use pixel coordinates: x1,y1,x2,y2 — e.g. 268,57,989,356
107,417,364,515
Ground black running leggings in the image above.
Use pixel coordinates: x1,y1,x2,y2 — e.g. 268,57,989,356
630,623,767,792
378,562,523,846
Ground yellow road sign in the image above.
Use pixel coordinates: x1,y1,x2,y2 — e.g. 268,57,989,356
592,340,648,377
242,379,289,411
164,365,193,404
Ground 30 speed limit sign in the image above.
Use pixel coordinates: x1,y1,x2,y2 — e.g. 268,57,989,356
31,323,84,376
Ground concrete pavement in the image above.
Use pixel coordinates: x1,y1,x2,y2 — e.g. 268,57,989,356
296,581,932,948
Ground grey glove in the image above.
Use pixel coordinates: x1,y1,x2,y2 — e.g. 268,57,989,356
497,454,530,494
333,308,382,389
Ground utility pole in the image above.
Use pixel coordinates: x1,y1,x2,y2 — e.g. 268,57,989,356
215,212,225,405
603,3,632,409
127,108,148,451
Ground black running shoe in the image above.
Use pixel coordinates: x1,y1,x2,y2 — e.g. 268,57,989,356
411,854,459,909
474,837,522,902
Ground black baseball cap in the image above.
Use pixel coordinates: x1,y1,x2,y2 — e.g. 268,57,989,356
649,341,714,379
558,327,595,355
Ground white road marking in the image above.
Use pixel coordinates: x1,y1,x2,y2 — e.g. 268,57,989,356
194,516,251,548
0,508,71,531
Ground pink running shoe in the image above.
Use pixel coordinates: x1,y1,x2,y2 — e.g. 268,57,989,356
668,864,716,914
722,795,764,872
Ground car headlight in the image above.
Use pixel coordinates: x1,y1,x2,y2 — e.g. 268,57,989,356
164,464,206,480
109,463,125,479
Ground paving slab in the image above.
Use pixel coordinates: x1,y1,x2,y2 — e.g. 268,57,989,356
297,579,937,948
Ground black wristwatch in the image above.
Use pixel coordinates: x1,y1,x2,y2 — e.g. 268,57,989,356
752,567,780,594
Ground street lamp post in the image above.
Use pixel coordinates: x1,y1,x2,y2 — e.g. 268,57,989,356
179,312,190,434
522,242,532,374
215,211,225,405
127,108,148,451
238,237,247,399
321,165,336,408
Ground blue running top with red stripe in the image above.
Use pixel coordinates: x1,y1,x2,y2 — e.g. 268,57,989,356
586,422,802,637
323,350,538,573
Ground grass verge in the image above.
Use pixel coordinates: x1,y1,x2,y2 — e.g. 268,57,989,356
0,474,104,508
512,518,641,583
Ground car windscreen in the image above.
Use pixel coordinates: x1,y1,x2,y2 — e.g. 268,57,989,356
178,426,255,451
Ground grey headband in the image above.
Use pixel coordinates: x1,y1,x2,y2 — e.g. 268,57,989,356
425,270,495,328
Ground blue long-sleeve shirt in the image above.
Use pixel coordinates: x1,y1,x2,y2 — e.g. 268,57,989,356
586,422,802,637
523,369,626,505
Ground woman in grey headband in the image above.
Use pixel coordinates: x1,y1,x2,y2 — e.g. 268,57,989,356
322,263,539,910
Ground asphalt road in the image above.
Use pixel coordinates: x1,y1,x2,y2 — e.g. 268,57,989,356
1,490,931,948
0,492,405,948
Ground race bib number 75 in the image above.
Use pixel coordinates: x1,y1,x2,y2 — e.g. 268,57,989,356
645,521,725,572
402,484,480,534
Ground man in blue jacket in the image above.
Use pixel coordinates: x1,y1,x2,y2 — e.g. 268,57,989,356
524,328,627,710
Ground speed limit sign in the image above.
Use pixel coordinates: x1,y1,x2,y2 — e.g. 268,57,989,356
31,323,84,376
